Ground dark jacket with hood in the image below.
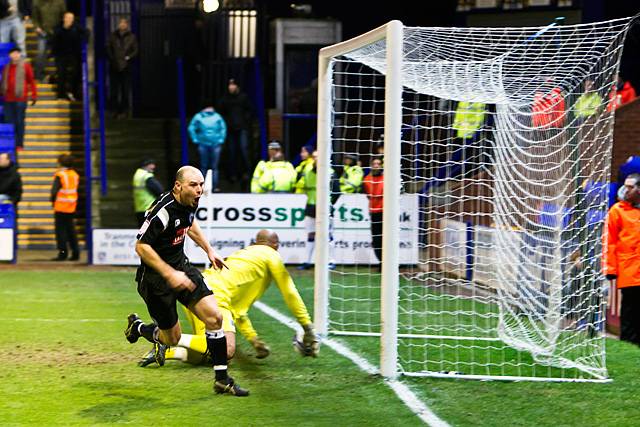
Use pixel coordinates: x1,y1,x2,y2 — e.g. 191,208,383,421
0,160,22,204
217,90,254,131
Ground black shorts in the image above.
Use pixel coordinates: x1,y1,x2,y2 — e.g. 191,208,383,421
305,204,316,218
136,261,213,330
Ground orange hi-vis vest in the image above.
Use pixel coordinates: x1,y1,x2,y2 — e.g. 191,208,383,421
604,200,640,288
54,168,80,213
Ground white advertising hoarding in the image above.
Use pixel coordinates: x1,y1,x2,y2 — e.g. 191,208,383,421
0,229,13,261
93,229,141,265
441,219,467,278
93,193,420,265
472,225,522,289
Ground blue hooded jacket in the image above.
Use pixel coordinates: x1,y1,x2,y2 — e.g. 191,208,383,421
188,108,227,147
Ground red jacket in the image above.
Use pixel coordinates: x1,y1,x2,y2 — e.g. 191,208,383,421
607,81,636,112
1,62,37,102
604,200,640,288
532,87,565,129
362,173,383,213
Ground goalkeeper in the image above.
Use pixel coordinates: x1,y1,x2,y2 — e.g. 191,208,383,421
139,229,319,366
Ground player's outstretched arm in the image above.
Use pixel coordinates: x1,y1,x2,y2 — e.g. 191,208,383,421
188,219,228,270
270,257,312,327
269,256,319,357
236,314,270,359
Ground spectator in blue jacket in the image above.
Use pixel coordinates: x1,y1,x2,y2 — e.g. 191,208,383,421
188,104,227,190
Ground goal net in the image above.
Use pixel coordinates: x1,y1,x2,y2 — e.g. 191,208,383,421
314,18,635,382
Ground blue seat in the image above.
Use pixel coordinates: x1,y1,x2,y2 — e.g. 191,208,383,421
0,42,15,57
0,203,15,229
0,123,15,160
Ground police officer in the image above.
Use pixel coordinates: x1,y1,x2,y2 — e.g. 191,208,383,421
125,166,249,396
339,153,363,194
132,158,163,227
251,140,296,193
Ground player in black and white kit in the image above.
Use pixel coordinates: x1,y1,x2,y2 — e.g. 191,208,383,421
124,165,248,396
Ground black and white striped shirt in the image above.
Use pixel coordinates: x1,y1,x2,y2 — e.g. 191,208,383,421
136,191,196,272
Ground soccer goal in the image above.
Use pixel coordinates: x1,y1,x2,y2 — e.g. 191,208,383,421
314,18,635,382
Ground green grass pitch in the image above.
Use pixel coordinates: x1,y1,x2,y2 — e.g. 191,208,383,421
0,268,639,426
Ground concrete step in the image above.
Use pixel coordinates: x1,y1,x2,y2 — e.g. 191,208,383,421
27,111,82,118
26,124,74,133
17,208,85,216
18,150,83,158
17,227,86,236
25,134,84,141
26,117,75,124
18,217,85,225
31,99,82,107
19,161,59,168
21,195,50,202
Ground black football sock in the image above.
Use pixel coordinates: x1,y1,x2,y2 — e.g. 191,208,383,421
138,322,159,343
206,329,228,381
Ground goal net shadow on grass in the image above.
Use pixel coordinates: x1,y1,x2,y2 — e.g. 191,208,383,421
328,269,606,381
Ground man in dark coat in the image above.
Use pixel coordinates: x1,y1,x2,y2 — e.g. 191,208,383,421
51,11,89,101
0,152,22,205
217,78,253,189
107,18,138,117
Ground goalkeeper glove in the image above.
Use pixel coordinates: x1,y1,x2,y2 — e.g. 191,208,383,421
298,324,320,357
251,337,271,359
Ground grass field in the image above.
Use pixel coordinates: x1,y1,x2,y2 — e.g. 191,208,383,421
1,267,639,426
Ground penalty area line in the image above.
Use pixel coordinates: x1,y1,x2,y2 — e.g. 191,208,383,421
253,301,450,427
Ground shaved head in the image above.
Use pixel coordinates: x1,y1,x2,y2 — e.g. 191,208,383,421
173,166,204,209
255,229,279,250
176,165,202,183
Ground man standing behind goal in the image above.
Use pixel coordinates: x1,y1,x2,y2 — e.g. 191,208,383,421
605,173,640,346
125,165,249,396
363,158,384,268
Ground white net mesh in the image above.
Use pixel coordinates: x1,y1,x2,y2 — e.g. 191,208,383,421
322,18,634,381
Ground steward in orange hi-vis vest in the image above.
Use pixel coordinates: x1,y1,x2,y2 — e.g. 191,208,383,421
53,168,80,213
604,173,640,345
51,154,80,261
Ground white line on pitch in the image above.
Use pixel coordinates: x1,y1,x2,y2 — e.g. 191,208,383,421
253,301,450,427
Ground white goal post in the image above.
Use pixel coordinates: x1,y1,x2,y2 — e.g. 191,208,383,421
314,17,635,382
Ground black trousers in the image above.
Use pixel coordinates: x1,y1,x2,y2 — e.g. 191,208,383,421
621,286,640,345
54,211,79,255
110,68,131,113
55,55,80,98
370,211,383,263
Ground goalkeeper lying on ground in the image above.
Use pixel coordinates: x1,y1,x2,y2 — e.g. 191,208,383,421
139,229,319,366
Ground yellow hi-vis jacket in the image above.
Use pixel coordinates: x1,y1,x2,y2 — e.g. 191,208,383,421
132,168,156,213
253,160,296,193
339,164,363,193
452,101,486,139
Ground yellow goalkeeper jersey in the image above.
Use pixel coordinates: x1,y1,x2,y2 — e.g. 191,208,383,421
202,244,311,338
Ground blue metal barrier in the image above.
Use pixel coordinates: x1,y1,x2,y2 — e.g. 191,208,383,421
176,57,188,166
253,57,268,160
93,58,108,196
81,1,93,264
